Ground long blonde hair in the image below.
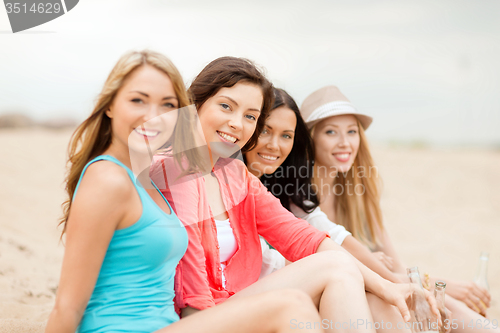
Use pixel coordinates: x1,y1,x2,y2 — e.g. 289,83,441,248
60,50,200,236
314,122,384,249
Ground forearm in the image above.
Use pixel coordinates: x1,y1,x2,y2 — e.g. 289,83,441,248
317,238,392,295
341,235,403,283
45,308,82,333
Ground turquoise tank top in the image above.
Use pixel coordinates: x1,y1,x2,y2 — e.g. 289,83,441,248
75,155,188,333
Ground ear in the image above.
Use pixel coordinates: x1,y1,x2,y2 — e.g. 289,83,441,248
105,107,113,119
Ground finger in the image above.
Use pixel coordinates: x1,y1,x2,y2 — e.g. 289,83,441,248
464,297,482,314
396,297,411,322
469,294,486,314
425,290,441,325
381,257,393,270
472,285,491,307
477,285,492,302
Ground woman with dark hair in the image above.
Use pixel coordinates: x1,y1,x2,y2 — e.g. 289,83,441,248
152,58,441,330
246,88,319,213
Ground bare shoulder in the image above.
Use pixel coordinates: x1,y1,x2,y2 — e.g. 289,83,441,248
73,160,135,206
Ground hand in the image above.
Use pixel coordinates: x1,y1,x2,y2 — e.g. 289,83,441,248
373,251,394,270
442,279,490,315
379,282,442,325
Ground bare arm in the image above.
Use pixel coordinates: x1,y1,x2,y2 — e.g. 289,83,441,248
341,235,404,283
45,163,135,333
376,228,407,275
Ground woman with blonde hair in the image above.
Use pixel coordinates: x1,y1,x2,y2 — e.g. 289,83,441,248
44,50,328,333
299,85,496,333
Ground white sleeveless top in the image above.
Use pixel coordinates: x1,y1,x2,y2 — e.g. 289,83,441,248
214,218,238,287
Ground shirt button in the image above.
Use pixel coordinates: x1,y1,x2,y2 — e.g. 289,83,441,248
216,245,220,249
218,287,223,291
218,267,222,271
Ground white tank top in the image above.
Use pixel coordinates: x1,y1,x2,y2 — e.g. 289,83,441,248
214,218,238,288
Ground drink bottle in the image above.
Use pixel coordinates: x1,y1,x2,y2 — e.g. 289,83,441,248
434,281,449,333
407,267,439,333
474,251,489,291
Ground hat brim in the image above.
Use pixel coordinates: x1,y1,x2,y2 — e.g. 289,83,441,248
306,112,373,130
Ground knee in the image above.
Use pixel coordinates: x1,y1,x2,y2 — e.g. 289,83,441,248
314,251,363,284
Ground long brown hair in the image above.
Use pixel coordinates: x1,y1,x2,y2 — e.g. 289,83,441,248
60,50,197,235
313,121,384,249
188,56,274,153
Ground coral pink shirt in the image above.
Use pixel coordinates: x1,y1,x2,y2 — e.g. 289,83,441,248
150,156,329,312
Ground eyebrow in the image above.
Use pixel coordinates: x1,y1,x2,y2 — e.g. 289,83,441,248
130,91,178,100
266,125,295,133
220,95,261,113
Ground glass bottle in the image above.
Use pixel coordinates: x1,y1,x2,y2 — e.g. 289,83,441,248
473,251,489,291
407,267,438,333
434,281,449,333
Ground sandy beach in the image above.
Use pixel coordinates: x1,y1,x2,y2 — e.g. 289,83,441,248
0,128,498,332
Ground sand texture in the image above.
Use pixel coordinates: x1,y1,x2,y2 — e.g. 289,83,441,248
0,129,498,332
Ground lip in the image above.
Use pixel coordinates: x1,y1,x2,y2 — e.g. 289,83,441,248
256,152,280,164
332,152,351,162
216,130,239,144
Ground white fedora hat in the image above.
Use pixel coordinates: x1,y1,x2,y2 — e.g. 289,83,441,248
300,85,373,130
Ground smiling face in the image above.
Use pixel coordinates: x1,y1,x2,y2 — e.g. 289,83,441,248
312,114,360,173
106,65,179,155
245,106,297,177
197,82,263,159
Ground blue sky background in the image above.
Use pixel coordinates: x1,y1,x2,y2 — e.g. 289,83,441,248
1,0,499,147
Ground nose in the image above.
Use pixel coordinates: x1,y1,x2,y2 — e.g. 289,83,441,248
227,113,243,132
338,132,349,147
143,105,162,124
266,134,279,151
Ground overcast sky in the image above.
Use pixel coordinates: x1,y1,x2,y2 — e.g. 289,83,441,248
1,0,499,146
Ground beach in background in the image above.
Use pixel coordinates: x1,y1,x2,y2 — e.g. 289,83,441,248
0,127,498,332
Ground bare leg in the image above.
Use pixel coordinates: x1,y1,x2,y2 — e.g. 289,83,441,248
157,289,324,333
446,296,500,333
366,292,411,333
232,251,375,333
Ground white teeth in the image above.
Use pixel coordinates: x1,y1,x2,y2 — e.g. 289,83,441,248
259,154,278,161
335,153,349,160
217,131,237,143
135,128,159,137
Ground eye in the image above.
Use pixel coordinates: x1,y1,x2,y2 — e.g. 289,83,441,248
220,103,231,111
348,129,358,134
131,98,144,104
326,130,336,135
163,102,177,109
283,134,293,139
245,114,257,121
261,128,270,135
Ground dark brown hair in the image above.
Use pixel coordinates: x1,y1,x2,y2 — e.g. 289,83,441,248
255,88,319,213
188,56,274,152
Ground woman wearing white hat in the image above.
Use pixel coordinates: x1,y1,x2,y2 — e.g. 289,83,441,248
300,85,496,333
